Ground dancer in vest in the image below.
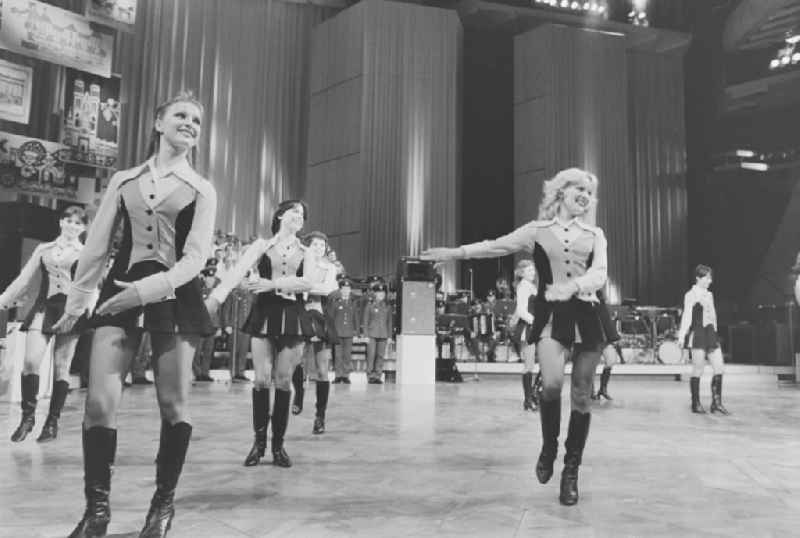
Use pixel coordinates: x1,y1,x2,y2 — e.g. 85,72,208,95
0,205,88,443
511,259,541,412
292,231,338,433
677,264,729,415
423,167,609,506
55,92,217,538
591,290,621,401
206,200,328,467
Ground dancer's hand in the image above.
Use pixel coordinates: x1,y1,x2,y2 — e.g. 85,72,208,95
205,296,221,316
96,280,142,316
419,247,462,262
243,278,274,294
52,313,81,333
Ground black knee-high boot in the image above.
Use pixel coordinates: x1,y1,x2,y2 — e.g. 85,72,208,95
271,389,292,467
690,377,706,414
522,372,536,411
559,410,591,506
68,426,116,538
536,397,561,484
11,374,39,442
244,388,269,467
139,421,192,538
292,366,305,415
38,379,70,442
597,366,613,400
710,374,730,415
313,381,330,434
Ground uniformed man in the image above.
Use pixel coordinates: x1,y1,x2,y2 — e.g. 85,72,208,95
327,278,359,383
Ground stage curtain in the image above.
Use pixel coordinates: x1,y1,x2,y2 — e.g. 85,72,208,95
306,0,461,281
627,51,689,306
116,0,334,238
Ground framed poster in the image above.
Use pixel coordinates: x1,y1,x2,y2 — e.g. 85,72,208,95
0,132,76,199
0,0,114,78
61,69,120,169
85,0,137,33
0,59,33,124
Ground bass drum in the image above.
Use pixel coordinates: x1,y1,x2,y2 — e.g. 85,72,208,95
657,340,684,364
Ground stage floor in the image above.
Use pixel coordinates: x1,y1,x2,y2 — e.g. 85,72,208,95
1,375,799,537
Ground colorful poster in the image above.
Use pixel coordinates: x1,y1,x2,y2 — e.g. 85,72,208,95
85,0,137,33
0,59,33,124
0,132,76,199
0,0,114,78
61,68,120,168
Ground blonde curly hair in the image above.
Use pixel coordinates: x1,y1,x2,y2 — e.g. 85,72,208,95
537,168,599,221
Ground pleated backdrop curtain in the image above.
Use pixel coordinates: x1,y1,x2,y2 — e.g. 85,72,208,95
514,25,636,302
117,0,334,238
627,51,688,305
306,0,461,280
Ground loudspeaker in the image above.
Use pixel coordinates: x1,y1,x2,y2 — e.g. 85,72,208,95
397,257,436,282
727,323,756,364
398,280,436,335
436,358,463,382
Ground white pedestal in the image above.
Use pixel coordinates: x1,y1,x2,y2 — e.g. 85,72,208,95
0,323,54,403
396,334,435,385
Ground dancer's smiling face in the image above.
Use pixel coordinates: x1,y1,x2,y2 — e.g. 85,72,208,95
696,273,712,289
560,177,596,218
59,213,86,241
155,101,202,152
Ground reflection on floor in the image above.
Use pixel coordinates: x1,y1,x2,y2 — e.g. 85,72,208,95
1,375,799,537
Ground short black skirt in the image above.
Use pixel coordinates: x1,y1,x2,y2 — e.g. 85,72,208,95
242,294,310,338
300,308,338,345
684,325,719,351
21,293,68,335
530,297,607,348
596,301,621,344
90,261,213,336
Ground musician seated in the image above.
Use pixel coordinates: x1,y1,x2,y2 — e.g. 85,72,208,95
435,301,457,360
465,297,498,362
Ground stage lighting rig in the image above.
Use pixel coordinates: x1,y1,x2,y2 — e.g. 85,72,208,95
769,34,800,71
532,0,608,18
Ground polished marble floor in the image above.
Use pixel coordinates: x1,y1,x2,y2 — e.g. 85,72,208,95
1,373,799,538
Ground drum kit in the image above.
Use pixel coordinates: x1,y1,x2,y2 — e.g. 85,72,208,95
615,305,687,364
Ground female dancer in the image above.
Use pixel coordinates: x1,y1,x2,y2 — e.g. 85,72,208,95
292,231,338,432
423,167,611,506
677,264,729,415
207,200,328,467
511,259,541,412
56,91,217,538
591,290,621,401
0,205,87,443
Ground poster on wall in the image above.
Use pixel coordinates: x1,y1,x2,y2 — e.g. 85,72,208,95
0,0,114,78
85,0,137,33
0,132,77,199
0,59,33,124
61,69,120,169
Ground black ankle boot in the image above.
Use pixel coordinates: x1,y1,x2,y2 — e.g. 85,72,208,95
559,411,591,506
139,421,192,538
38,379,70,442
244,388,269,467
690,377,706,414
68,426,116,538
536,397,561,484
597,366,613,400
292,366,304,415
522,372,536,411
313,381,330,434
710,374,730,415
272,389,292,467
11,374,39,442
